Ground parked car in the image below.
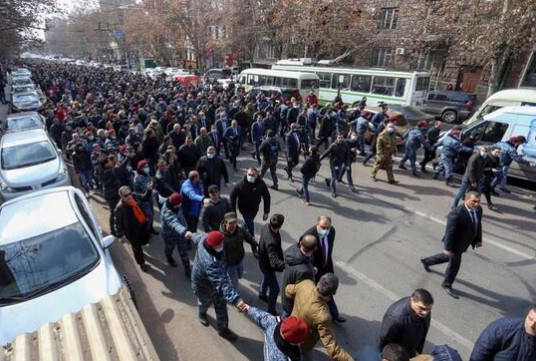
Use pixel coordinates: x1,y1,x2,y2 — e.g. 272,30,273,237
1,112,46,133
422,90,477,123
387,104,436,126
0,129,71,202
251,86,302,103
10,92,42,112
10,76,34,87
0,186,122,345
12,68,32,78
205,68,232,83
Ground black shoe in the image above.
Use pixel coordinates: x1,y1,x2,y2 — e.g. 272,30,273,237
325,178,330,188
258,293,269,303
491,189,500,196
149,227,159,235
420,258,431,272
218,328,238,342
140,264,150,272
167,256,178,267
270,184,279,190
388,180,400,185
296,189,303,198
499,187,511,194
442,285,459,299
333,316,347,323
184,263,191,278
398,164,407,170
488,204,499,211
199,312,209,327
339,179,346,185
331,193,337,198
445,178,455,187
350,186,359,193
432,173,439,180
412,171,420,177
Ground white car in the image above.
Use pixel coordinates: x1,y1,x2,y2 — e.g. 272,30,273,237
75,60,88,66
10,76,34,88
0,129,70,201
13,68,32,78
0,187,122,345
10,92,42,113
2,112,46,133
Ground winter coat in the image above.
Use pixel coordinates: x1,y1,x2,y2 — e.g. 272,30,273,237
435,134,472,159
101,166,130,202
376,130,397,159
494,141,528,166
178,144,200,171
197,155,229,186
320,141,349,167
219,221,258,267
406,128,431,152
378,296,431,357
230,176,271,218
285,280,354,361
258,223,285,273
72,149,92,172
201,197,232,232
246,307,301,361
469,317,535,361
190,233,241,306
281,243,315,315
113,190,152,244
300,154,321,178
194,135,213,155
155,168,177,198
180,179,204,217
462,153,486,184
161,201,188,243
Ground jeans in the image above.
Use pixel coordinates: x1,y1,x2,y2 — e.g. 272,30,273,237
242,214,255,236
328,165,344,194
491,165,509,189
259,269,280,314
422,252,463,288
298,175,311,202
227,262,243,293
79,170,93,194
338,163,354,187
260,161,278,187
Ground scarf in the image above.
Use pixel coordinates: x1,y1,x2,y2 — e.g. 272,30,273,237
274,323,301,361
126,198,146,225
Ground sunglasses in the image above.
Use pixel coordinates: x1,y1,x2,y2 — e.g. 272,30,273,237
122,192,132,198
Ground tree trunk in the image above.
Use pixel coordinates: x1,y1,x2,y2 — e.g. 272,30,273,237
487,51,505,98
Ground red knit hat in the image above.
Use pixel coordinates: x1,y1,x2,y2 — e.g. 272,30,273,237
137,159,148,171
205,231,224,248
168,193,183,207
280,316,308,344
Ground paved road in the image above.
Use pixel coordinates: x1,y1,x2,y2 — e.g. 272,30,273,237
89,147,536,361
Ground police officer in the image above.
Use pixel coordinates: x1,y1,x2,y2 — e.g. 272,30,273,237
399,121,432,177
420,121,441,173
433,129,473,187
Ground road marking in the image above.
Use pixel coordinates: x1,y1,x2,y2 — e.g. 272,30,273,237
334,260,475,351
408,207,534,260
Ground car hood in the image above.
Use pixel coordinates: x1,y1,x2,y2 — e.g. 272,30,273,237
0,258,122,345
2,157,60,187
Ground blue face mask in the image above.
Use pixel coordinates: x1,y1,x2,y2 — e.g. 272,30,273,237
247,175,256,183
142,167,150,175
207,153,215,159
317,227,330,238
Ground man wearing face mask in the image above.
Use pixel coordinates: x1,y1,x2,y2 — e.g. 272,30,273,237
371,122,399,184
134,160,158,235
197,146,229,196
281,235,317,318
190,231,248,342
230,167,271,236
201,185,232,232
160,193,192,275
320,134,350,198
421,190,483,299
301,215,346,323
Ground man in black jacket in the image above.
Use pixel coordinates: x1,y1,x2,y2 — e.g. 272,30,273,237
101,156,130,234
197,146,229,196
378,289,434,357
230,167,271,236
201,185,232,232
72,142,93,197
257,214,285,315
420,121,441,173
259,130,280,190
284,124,301,182
169,123,186,150
178,135,200,174
421,190,483,299
320,134,350,198
301,215,346,323
281,235,317,318
155,158,177,199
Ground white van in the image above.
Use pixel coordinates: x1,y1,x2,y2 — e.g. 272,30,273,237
459,106,536,182
463,88,536,127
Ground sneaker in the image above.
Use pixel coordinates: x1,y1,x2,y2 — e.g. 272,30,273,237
199,312,209,327
218,328,238,342
303,201,311,206
488,204,499,211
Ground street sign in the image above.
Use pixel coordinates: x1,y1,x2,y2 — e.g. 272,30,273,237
113,30,124,39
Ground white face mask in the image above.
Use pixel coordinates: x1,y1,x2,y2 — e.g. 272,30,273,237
481,152,488,159
247,175,256,183
207,153,215,159
387,128,395,134
214,246,224,253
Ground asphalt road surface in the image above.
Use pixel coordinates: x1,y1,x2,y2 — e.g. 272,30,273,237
87,147,535,361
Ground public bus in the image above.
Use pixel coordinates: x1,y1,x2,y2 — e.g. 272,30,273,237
271,63,430,108
238,68,319,99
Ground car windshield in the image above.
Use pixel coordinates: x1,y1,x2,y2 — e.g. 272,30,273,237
13,94,38,103
13,87,35,94
12,79,32,86
0,222,99,305
7,116,42,131
1,141,56,170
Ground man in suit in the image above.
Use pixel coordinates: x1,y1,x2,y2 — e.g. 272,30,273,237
224,119,242,171
284,123,301,182
301,215,346,323
421,190,483,299
250,114,265,165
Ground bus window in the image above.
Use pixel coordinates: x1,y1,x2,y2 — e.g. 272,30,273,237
351,75,372,92
258,75,267,86
265,76,274,86
301,79,318,90
371,76,396,95
332,74,351,90
395,78,407,97
416,77,430,91
288,78,298,87
274,77,282,86
316,72,332,88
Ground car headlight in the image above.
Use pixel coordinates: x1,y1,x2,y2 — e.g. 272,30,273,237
0,181,15,192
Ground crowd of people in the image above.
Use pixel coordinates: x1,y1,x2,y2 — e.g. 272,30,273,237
5,60,535,361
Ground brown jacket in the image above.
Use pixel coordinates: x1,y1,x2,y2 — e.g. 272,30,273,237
285,280,354,361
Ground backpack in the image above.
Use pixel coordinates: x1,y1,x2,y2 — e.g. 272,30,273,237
269,140,279,163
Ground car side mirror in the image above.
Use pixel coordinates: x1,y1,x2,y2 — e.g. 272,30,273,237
103,235,116,249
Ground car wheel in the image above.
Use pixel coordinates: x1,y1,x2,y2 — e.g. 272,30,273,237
441,110,458,123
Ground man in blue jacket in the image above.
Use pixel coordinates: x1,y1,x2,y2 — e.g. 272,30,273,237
180,171,209,234
470,307,536,361
433,129,473,186
399,121,432,177
491,136,534,194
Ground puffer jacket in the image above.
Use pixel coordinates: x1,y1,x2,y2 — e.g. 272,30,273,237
161,201,187,242
219,221,258,267
285,280,354,361
190,233,241,305
281,243,314,315
470,317,535,361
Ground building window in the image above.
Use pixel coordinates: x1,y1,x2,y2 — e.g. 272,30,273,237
378,8,398,29
372,48,393,67
418,51,436,70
